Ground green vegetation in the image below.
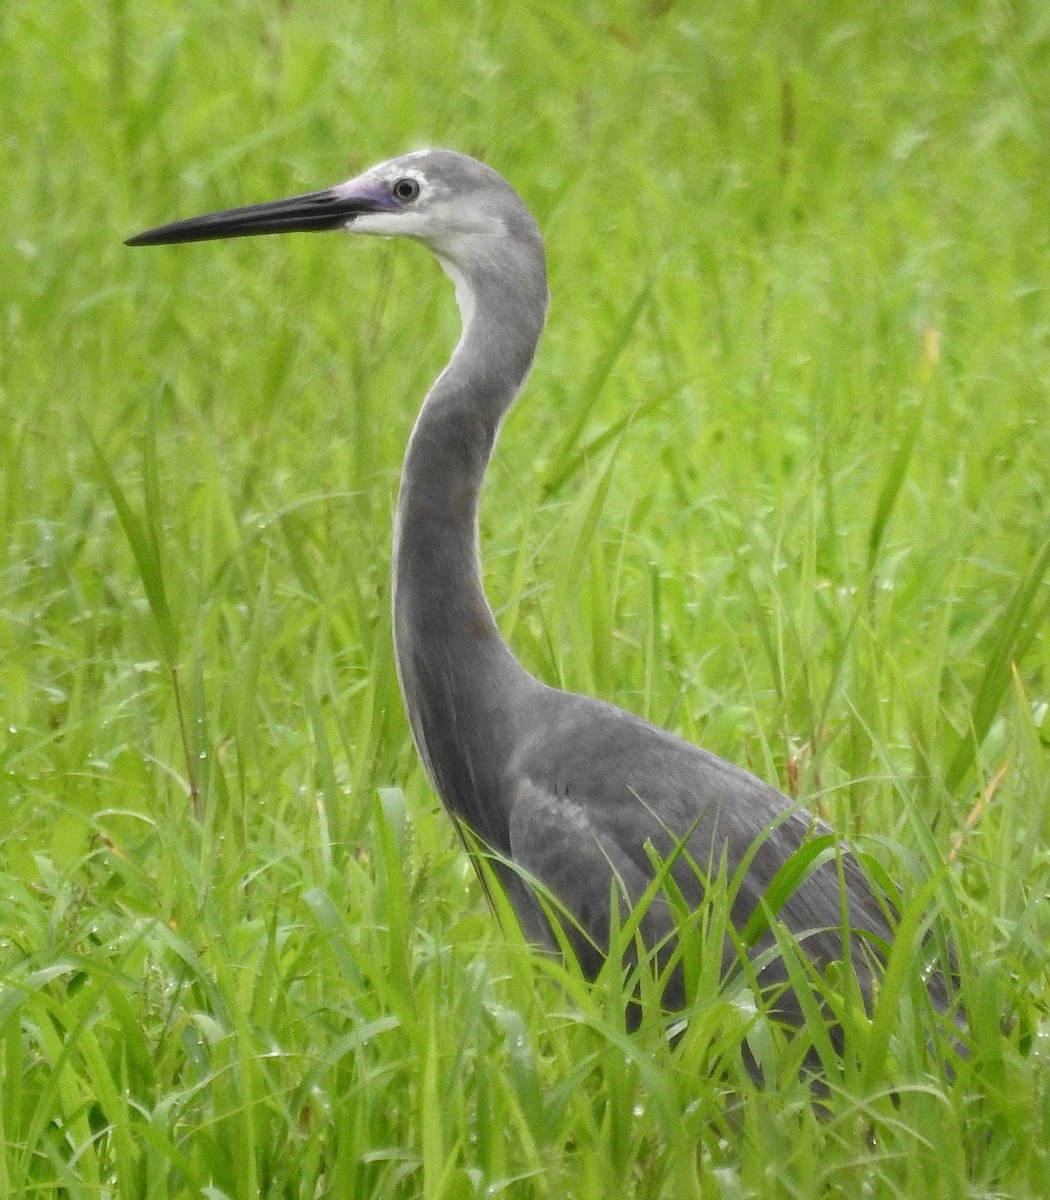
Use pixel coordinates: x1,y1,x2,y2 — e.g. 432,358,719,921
2,1,1048,1195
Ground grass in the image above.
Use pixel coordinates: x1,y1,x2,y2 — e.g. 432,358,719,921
2,0,1049,1195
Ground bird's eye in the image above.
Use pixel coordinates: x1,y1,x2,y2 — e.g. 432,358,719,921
392,177,421,203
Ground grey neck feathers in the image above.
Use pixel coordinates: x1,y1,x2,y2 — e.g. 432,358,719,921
391,234,548,837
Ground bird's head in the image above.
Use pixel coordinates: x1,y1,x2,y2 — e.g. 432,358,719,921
126,148,544,289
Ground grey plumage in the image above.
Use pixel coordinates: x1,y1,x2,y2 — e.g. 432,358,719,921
128,149,949,1058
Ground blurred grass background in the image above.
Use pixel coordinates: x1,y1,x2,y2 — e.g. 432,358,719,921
1,1,1048,1196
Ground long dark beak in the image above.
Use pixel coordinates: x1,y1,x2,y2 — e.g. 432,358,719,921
126,185,387,246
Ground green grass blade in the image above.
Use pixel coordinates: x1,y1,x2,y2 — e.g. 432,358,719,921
944,538,1050,794
80,413,180,666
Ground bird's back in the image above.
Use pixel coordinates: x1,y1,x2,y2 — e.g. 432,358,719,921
498,686,893,1025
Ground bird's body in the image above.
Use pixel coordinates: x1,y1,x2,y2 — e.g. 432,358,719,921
128,150,932,1051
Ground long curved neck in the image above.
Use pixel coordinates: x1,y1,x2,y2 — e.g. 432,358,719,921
392,242,548,848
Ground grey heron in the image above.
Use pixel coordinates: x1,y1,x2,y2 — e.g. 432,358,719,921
127,149,952,1066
